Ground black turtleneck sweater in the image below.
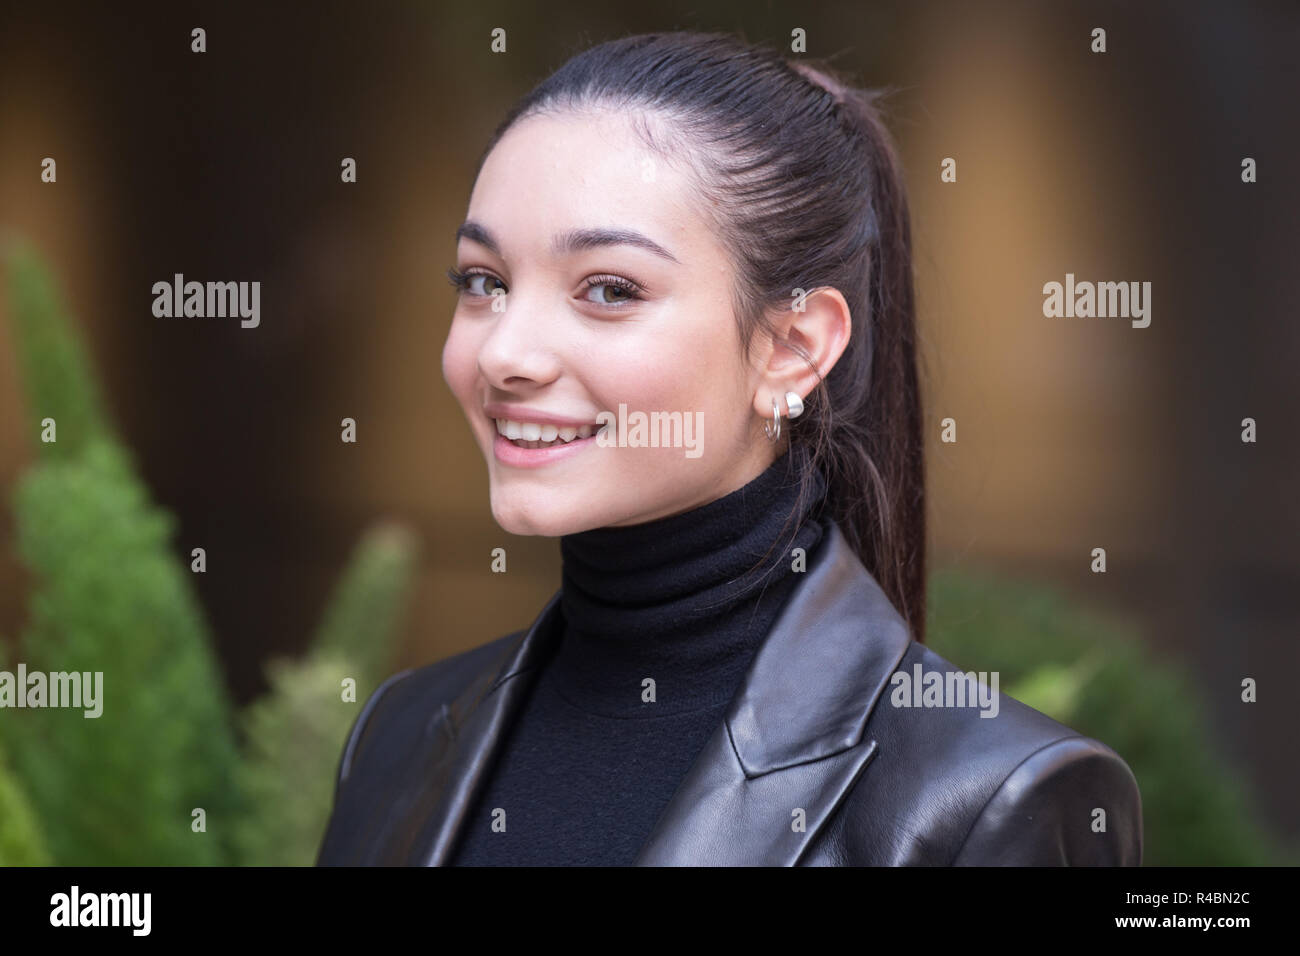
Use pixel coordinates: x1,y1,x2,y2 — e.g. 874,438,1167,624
448,449,830,866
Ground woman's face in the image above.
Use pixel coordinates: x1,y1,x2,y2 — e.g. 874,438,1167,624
442,109,780,536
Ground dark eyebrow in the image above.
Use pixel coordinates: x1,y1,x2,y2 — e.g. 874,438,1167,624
455,220,502,256
455,220,679,264
552,227,680,264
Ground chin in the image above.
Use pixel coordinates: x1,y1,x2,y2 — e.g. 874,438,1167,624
489,496,601,538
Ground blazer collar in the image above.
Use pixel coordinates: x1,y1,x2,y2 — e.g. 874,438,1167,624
407,520,913,866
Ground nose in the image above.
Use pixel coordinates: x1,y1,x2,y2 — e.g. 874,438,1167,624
475,288,563,390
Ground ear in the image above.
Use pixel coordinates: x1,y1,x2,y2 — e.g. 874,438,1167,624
750,286,852,419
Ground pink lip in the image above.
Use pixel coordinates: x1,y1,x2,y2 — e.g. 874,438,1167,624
483,402,600,429
493,431,599,468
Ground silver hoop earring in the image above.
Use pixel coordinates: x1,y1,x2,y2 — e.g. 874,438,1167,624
763,395,781,443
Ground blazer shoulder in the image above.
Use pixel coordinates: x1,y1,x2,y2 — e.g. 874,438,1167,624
951,730,1143,865
838,640,1142,865
331,629,526,795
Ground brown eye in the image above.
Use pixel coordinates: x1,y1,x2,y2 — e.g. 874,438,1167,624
468,274,507,296
582,275,643,307
587,282,629,304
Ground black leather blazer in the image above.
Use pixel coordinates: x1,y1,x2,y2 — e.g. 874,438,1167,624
316,521,1143,866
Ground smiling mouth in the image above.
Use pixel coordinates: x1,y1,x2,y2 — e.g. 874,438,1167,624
493,418,602,448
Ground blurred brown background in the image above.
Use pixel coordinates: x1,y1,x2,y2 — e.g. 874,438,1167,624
1,0,1297,839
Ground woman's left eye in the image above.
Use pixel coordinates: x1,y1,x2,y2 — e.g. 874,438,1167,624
581,275,644,307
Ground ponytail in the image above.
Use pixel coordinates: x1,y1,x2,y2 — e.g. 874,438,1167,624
782,62,927,641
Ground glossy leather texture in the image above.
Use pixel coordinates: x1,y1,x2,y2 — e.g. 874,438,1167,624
316,521,1143,866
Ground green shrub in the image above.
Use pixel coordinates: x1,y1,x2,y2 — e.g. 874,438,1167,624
3,438,245,864
1,240,418,865
2,239,110,460
232,523,417,866
927,565,1295,866
0,736,51,865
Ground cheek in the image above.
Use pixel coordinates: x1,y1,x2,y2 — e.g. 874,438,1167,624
441,318,479,401
631,312,744,415
586,321,745,458
582,339,694,416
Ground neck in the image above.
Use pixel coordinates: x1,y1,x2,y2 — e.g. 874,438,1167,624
549,448,830,717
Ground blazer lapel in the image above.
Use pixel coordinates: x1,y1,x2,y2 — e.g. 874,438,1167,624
634,522,912,865
398,521,911,867
402,591,563,866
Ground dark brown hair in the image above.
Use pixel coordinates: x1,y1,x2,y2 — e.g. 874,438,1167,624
475,31,927,641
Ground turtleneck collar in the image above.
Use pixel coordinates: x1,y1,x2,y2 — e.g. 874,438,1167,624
549,447,830,717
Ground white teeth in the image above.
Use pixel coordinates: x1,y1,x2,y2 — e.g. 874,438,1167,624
493,419,595,444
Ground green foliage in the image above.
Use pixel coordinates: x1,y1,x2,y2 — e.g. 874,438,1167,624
232,652,367,867
3,439,245,865
232,524,418,866
927,565,1295,866
0,736,51,865
0,240,419,865
311,522,420,692
2,239,110,459
2,240,245,863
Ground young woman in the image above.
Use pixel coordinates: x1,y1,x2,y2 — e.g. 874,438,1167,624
317,31,1142,866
